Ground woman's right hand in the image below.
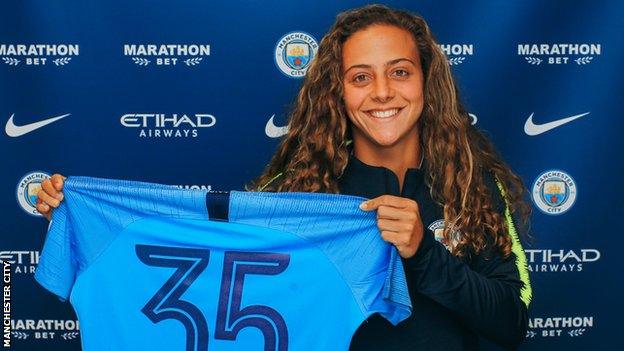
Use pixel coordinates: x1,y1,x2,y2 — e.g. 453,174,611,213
37,174,66,221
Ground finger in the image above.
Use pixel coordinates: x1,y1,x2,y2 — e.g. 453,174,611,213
360,195,401,211
36,202,52,221
394,245,410,258
379,230,401,244
41,179,57,196
380,231,413,250
361,195,416,211
51,174,65,192
37,189,60,208
377,205,418,222
36,202,50,215
41,179,63,200
377,218,414,233
363,195,404,210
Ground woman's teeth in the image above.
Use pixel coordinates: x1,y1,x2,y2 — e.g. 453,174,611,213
369,108,400,118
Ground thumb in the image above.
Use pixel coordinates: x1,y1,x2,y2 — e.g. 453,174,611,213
359,200,374,211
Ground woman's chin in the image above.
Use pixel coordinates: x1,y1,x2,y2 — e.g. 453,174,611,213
369,135,401,148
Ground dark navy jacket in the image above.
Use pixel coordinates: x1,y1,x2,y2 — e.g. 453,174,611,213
339,155,531,351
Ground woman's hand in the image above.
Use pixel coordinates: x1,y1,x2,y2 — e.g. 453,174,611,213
36,174,66,221
360,195,424,258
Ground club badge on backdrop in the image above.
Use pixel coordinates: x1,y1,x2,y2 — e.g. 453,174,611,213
16,171,50,217
532,170,577,215
274,32,319,78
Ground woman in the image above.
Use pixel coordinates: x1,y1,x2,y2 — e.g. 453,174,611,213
38,4,531,351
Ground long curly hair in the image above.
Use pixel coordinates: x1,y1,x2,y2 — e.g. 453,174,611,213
252,4,530,257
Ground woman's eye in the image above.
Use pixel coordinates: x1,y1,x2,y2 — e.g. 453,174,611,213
393,69,409,77
352,74,369,83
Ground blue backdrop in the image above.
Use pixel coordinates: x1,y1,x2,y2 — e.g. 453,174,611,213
2,0,623,350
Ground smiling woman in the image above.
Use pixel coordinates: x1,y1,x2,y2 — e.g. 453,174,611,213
342,24,424,184
251,4,532,351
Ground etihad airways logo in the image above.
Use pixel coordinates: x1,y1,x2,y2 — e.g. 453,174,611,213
120,113,216,138
0,44,78,66
5,113,70,137
0,250,39,274
518,43,601,65
124,44,210,66
524,112,590,136
526,249,600,273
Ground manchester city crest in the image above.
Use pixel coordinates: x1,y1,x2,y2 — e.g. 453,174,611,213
274,31,318,78
532,170,577,215
427,219,460,250
16,171,50,216
285,42,310,69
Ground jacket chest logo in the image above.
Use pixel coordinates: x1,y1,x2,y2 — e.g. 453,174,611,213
427,219,461,250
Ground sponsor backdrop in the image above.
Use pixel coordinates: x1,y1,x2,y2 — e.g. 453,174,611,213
1,0,622,350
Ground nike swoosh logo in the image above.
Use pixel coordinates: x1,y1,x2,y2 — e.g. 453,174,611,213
468,113,477,125
5,113,70,137
265,114,289,138
524,112,590,136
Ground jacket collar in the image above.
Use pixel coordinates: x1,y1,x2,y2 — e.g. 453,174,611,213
338,153,425,199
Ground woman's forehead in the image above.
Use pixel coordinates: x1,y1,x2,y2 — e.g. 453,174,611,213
342,25,419,68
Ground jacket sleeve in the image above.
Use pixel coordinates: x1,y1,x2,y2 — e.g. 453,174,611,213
403,176,532,350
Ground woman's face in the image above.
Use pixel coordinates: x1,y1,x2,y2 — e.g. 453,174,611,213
342,24,424,149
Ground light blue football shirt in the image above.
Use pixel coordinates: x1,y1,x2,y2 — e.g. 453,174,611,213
35,177,411,351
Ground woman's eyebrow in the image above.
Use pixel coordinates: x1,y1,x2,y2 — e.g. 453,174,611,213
344,58,416,74
386,58,416,66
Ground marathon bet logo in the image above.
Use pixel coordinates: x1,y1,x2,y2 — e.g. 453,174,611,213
11,319,79,341
0,44,78,66
518,43,601,65
439,44,473,66
120,113,216,138
124,44,210,66
526,316,593,339
0,251,39,274
525,249,600,273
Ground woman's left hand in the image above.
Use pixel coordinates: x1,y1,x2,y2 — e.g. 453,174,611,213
360,195,424,259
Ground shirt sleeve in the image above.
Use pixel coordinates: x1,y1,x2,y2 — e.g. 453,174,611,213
403,175,532,350
34,200,77,301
